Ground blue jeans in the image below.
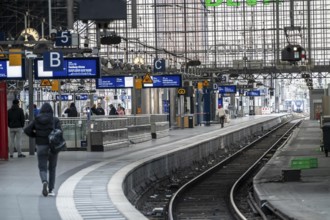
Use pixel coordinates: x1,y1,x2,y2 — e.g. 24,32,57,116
36,144,58,191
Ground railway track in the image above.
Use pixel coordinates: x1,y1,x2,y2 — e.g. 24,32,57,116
167,118,302,220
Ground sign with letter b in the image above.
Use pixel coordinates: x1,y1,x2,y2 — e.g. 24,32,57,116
43,52,64,71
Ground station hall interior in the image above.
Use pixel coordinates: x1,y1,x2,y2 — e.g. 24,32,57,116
1,0,330,123
2,1,330,220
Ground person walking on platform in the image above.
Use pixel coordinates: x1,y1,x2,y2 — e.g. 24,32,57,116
24,103,61,197
109,104,117,115
217,107,226,128
8,99,26,158
64,102,78,117
96,103,105,115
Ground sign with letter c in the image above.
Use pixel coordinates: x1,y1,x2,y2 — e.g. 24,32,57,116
153,58,165,73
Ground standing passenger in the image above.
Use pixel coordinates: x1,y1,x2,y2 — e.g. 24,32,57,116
96,103,105,115
64,102,78,117
118,104,125,115
116,106,125,115
109,104,117,115
91,104,98,115
8,99,26,158
217,107,226,128
24,103,61,197
33,104,40,117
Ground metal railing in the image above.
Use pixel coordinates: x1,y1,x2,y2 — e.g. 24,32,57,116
21,114,168,150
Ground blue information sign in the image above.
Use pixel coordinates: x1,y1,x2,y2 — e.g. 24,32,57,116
76,94,88,100
96,76,134,89
55,31,72,46
218,85,237,93
35,57,100,79
153,58,166,73
143,74,182,88
246,90,261,96
0,60,25,80
56,94,73,101
43,51,64,71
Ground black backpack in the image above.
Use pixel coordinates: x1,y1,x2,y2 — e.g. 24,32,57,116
48,119,67,154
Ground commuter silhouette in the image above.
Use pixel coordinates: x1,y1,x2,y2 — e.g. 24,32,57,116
96,103,105,115
24,103,61,197
64,102,78,117
8,99,26,158
109,104,117,115
33,104,40,117
116,106,125,115
91,104,98,115
118,104,125,115
217,107,226,128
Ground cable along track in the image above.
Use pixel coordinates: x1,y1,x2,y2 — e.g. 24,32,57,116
168,119,302,220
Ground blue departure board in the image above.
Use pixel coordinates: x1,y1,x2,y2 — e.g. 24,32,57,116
143,74,182,88
76,94,88,100
246,90,261,96
55,94,73,101
0,60,25,80
34,57,100,79
218,85,237,93
96,76,134,89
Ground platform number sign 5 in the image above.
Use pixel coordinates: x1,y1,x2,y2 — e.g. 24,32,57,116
55,31,72,46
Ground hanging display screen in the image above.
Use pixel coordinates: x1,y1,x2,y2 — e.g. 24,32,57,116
96,76,134,88
143,74,182,88
75,94,89,100
55,94,73,101
0,60,25,80
34,57,100,79
218,85,237,93
246,90,261,96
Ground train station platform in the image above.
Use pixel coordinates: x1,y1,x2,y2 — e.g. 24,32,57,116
0,114,292,220
254,119,330,220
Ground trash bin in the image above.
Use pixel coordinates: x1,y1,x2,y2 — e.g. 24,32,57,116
322,122,330,157
183,114,194,128
188,115,194,128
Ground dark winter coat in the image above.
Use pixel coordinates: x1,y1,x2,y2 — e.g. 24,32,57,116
8,104,25,128
96,107,105,115
109,106,117,115
24,103,61,145
64,106,78,117
91,107,97,115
